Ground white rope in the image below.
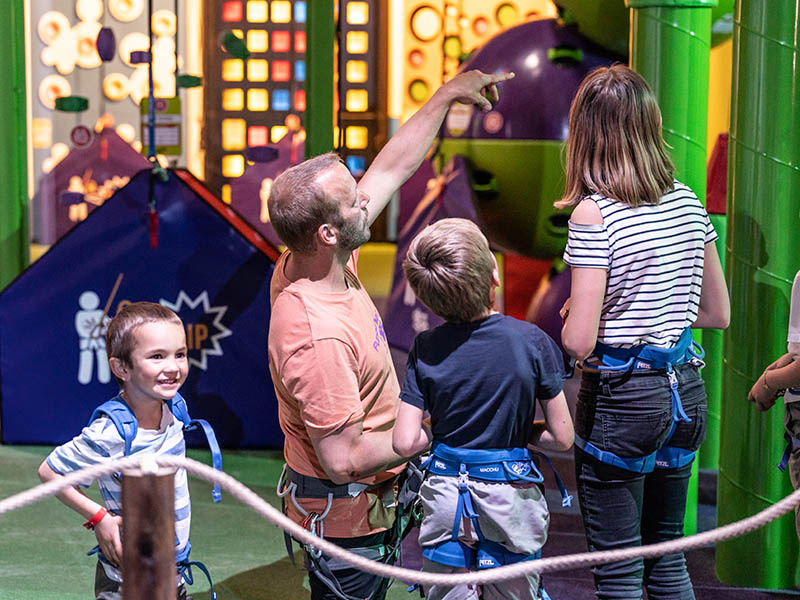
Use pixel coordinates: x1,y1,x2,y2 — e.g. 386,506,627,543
2,455,798,587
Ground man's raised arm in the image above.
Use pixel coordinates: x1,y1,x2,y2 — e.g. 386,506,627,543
359,69,514,226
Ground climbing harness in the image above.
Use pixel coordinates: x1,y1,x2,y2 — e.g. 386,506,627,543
276,460,423,600
87,392,222,598
575,327,706,473
418,443,570,570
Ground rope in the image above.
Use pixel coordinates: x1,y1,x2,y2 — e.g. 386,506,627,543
3,455,799,587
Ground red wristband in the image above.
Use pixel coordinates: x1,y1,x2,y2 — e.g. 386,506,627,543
83,507,108,530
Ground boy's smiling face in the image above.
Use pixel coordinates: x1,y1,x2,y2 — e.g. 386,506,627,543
113,321,188,404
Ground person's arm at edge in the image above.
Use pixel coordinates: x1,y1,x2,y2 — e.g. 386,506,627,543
749,356,800,411
38,459,123,565
561,199,606,360
528,390,574,452
392,402,433,458
359,70,515,226
692,241,730,330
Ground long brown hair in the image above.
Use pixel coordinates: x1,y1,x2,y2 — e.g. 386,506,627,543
556,64,675,209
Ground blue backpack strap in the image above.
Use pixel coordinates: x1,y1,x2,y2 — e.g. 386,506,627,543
88,397,137,456
176,541,217,600
169,393,223,503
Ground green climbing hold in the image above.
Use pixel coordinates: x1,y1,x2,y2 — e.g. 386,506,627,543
220,31,250,60
55,96,89,112
177,74,203,88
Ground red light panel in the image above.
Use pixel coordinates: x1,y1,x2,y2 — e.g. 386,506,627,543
222,1,243,22
294,31,306,53
272,60,290,81
272,30,290,52
295,90,306,111
248,126,269,147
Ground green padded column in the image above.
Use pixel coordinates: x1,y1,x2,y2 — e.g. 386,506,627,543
0,0,29,290
699,213,727,470
305,0,334,159
627,0,715,536
716,0,800,589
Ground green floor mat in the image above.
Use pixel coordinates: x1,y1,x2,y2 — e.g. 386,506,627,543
0,445,412,599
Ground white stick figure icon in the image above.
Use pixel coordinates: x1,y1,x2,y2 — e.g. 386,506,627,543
76,290,110,384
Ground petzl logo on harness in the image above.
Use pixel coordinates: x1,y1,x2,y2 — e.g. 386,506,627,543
507,461,530,476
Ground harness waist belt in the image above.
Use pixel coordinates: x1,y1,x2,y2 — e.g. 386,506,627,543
425,443,544,484
282,465,372,499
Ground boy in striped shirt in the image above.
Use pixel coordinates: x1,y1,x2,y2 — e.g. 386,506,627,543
38,302,193,600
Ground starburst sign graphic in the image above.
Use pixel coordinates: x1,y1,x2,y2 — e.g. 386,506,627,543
160,291,232,371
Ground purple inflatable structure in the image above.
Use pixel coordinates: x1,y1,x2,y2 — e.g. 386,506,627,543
34,128,150,245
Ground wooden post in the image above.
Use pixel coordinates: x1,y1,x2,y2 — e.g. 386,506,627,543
121,467,176,599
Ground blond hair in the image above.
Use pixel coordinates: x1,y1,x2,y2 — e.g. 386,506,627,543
268,152,345,253
403,219,495,323
556,64,675,209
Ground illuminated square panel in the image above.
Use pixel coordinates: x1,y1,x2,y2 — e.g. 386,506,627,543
294,31,306,52
247,0,268,22
222,59,244,81
222,88,245,110
346,31,368,54
294,61,305,81
294,1,306,22
271,125,288,142
248,125,269,147
295,89,306,111
222,154,245,177
247,88,269,111
272,30,291,52
346,60,368,83
272,60,290,82
272,89,290,111
347,1,369,25
222,0,243,21
222,118,247,150
346,89,368,112
271,1,292,23
247,29,268,52
247,59,268,81
346,126,368,149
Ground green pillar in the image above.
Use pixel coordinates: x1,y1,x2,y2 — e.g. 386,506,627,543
716,0,800,589
699,213,726,470
305,0,334,159
0,0,29,290
626,0,716,536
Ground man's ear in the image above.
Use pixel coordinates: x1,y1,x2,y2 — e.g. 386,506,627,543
109,357,129,382
317,222,338,248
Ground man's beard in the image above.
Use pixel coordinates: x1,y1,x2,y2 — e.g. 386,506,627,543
338,214,371,251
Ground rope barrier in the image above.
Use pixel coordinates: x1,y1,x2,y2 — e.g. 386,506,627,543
2,455,799,587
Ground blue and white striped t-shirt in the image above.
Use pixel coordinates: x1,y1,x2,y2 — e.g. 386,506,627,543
563,181,717,348
47,399,190,583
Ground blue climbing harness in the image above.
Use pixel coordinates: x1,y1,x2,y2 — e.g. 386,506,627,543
86,392,222,599
575,327,705,473
419,442,572,570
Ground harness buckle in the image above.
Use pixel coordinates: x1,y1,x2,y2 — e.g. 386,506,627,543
667,368,679,390
457,464,469,490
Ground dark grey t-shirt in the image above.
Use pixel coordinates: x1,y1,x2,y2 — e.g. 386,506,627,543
400,313,565,449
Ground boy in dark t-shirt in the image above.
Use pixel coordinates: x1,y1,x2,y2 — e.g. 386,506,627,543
392,218,574,600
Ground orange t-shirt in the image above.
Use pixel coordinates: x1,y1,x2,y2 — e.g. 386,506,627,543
268,250,403,538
